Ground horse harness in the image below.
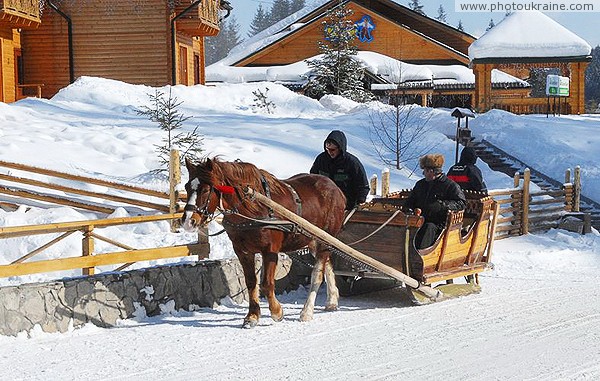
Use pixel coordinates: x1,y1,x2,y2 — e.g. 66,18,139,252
188,174,303,234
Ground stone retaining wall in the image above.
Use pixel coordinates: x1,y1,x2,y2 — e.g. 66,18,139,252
0,257,308,337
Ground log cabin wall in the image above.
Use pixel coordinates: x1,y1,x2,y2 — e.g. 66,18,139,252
0,27,16,102
20,0,214,99
473,60,589,114
237,1,469,67
22,0,172,98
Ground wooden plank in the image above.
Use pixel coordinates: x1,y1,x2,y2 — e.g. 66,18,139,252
0,185,115,214
0,160,168,199
0,213,182,238
245,187,442,300
0,173,169,212
0,244,205,277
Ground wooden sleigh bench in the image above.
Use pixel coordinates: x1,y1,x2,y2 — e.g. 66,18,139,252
333,190,499,297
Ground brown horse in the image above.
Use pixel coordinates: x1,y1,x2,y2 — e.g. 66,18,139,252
181,157,346,328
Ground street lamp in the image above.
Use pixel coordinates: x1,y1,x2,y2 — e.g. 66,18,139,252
451,107,476,164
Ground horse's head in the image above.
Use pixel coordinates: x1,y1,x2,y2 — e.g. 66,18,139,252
181,157,234,232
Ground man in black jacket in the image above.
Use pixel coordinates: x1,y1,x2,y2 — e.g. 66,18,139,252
310,130,370,210
405,153,466,249
447,147,488,193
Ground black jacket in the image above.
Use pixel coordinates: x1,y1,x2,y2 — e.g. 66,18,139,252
310,130,370,210
447,147,487,193
404,174,466,227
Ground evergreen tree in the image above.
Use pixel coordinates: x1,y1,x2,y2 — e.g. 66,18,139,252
486,18,495,31
408,0,426,16
457,19,464,32
304,1,374,102
248,4,270,37
137,89,204,172
205,16,242,65
435,4,447,23
269,0,291,25
585,45,600,111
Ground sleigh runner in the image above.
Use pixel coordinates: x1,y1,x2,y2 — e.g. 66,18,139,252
245,187,499,304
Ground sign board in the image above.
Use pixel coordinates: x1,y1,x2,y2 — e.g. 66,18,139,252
546,75,570,97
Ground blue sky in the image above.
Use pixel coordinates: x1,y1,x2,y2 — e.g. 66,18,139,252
227,0,599,47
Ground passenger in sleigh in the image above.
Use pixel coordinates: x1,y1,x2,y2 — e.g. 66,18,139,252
447,147,487,194
404,154,466,249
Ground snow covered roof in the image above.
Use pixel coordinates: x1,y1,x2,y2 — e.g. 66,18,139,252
207,51,529,89
469,11,592,61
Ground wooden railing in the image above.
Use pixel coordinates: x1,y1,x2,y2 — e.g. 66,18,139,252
175,0,220,36
0,213,208,278
371,166,582,240
0,159,173,214
0,0,41,27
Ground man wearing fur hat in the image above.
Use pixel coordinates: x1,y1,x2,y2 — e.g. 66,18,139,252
404,153,466,249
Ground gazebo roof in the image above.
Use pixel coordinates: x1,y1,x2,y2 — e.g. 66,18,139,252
469,11,591,61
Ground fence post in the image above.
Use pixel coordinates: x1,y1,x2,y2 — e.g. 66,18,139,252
521,168,530,235
381,168,390,197
565,168,571,184
369,174,377,196
169,149,181,232
573,166,581,212
513,172,520,188
82,226,95,276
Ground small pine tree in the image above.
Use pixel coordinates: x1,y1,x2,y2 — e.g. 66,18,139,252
304,1,374,102
137,89,204,172
408,0,426,16
251,87,276,114
435,5,447,23
248,4,270,37
457,19,464,32
486,18,495,31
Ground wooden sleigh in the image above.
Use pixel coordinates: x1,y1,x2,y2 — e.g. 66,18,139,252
333,191,499,302
244,188,499,304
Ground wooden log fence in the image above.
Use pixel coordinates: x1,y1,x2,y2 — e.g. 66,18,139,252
0,213,209,278
376,166,582,240
0,159,174,214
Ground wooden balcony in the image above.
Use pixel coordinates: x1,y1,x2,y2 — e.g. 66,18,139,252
175,0,221,37
0,0,41,29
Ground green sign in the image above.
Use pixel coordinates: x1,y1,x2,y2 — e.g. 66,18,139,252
546,75,570,97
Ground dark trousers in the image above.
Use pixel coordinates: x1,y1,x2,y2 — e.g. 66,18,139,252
415,222,443,249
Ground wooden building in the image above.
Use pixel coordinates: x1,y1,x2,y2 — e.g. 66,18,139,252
0,0,42,103
222,0,591,114
234,0,475,68
470,11,591,114
2,0,232,101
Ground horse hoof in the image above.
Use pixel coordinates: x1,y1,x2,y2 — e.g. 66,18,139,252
271,313,284,322
324,304,338,312
299,313,313,322
242,319,258,329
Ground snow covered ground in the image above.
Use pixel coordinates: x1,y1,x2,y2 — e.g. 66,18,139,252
0,77,599,380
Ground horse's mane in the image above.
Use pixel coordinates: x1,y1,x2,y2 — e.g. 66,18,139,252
201,158,288,215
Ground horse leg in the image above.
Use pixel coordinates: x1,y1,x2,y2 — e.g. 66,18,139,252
260,252,283,322
323,251,339,312
299,244,327,322
238,253,261,328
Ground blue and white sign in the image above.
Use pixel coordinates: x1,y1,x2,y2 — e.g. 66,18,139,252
355,15,375,43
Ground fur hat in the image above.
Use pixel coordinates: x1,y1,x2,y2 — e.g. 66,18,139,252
419,154,444,169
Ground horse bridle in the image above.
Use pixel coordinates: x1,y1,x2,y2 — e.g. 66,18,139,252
185,181,238,221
